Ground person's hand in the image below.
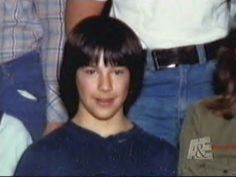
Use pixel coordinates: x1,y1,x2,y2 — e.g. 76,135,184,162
43,122,64,136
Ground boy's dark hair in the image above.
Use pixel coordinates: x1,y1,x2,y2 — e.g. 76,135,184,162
207,48,236,119
59,16,146,118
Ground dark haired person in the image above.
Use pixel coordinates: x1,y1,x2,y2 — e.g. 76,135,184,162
179,48,236,176
65,0,236,147
14,16,177,176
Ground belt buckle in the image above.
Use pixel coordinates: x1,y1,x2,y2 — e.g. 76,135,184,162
151,50,179,70
158,63,178,70
165,63,178,68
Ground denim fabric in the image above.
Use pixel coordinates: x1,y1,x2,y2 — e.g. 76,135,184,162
128,50,216,146
0,51,46,141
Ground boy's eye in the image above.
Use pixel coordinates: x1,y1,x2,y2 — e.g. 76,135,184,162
114,70,123,75
83,68,96,75
113,68,126,75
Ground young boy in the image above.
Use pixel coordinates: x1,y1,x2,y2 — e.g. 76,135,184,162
15,16,177,176
0,112,32,176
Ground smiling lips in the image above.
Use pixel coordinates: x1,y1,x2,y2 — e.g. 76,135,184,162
95,98,115,107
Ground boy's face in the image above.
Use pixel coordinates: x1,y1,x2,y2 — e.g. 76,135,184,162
76,53,130,121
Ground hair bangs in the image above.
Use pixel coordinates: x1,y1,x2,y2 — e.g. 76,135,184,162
76,42,134,68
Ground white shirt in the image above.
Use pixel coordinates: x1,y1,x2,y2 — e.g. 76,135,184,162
99,0,231,49
0,113,32,176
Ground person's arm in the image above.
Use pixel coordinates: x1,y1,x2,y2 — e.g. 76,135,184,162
35,0,68,135
230,0,236,12
65,0,107,34
14,124,32,175
230,0,236,27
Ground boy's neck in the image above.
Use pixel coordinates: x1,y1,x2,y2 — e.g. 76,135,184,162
72,114,133,138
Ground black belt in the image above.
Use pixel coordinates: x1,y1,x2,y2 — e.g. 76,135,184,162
149,39,223,70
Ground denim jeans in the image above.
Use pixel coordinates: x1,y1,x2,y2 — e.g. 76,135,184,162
0,51,46,141
128,50,216,146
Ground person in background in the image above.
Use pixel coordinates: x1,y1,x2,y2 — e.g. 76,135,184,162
0,0,68,141
65,0,236,147
0,111,32,176
179,46,236,176
14,16,177,176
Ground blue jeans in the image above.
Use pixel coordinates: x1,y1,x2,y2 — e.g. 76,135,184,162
0,51,46,141
128,50,216,146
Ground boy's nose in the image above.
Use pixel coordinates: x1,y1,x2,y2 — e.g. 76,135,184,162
98,74,112,92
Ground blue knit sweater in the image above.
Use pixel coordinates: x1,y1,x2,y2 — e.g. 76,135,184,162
15,122,177,176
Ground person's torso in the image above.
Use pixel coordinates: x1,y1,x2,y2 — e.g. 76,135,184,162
187,98,236,176
27,122,177,176
110,0,230,49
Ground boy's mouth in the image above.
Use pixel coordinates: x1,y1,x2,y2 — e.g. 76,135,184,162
95,98,115,107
